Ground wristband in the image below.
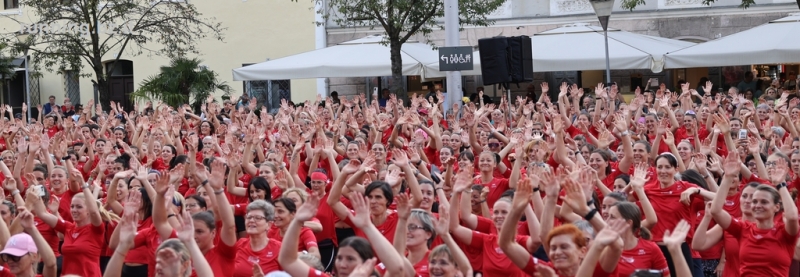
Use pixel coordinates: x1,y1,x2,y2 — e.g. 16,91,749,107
777,182,788,190
81,184,90,190
201,180,209,186
586,199,595,207
11,190,19,196
167,214,177,218
533,187,540,192
61,156,70,161
583,208,598,221
214,189,224,195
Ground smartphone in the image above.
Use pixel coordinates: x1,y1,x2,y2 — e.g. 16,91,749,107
649,78,659,87
373,87,378,95
34,185,46,197
739,129,748,140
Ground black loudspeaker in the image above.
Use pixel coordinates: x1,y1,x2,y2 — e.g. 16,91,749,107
478,36,533,86
478,37,510,86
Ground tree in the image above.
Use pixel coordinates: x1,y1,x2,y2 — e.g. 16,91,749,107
316,0,505,94
131,57,232,110
6,0,225,109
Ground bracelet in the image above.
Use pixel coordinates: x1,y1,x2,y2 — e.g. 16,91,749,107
533,187,540,192
167,214,176,218
214,189,224,195
435,187,443,191
584,208,598,221
777,182,788,190
61,156,70,161
81,184,90,190
201,180,209,186
586,199,595,207
11,190,19,196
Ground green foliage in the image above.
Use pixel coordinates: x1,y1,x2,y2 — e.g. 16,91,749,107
621,0,754,10
131,57,232,110
7,0,225,108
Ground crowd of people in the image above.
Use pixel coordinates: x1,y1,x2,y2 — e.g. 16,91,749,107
0,78,798,277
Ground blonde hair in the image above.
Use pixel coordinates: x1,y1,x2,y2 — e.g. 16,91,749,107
73,193,120,223
282,188,308,203
157,239,192,277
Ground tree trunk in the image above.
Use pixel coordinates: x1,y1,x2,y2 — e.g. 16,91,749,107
389,39,404,98
97,76,110,110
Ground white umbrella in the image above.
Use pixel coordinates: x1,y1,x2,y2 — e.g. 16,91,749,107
665,13,800,69
532,23,695,73
232,35,423,80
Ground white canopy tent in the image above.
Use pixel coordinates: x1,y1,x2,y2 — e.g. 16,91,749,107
665,13,800,69
531,23,696,73
232,35,424,80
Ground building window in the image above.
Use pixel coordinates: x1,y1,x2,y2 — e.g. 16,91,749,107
4,0,18,9
241,63,291,114
63,70,80,104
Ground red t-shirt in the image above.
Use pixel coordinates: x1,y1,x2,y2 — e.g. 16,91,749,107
314,191,340,246
55,220,106,277
469,232,530,277
673,126,709,147
617,239,669,277
134,226,178,277
343,211,399,244
641,180,703,242
376,250,429,277
124,216,154,264
726,218,798,277
722,230,741,277
232,238,282,277
190,240,237,277
473,177,510,208
54,189,78,222
34,217,60,257
266,225,318,252
306,267,331,277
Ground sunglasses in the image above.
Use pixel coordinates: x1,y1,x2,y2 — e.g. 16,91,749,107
1,253,26,262
488,143,500,148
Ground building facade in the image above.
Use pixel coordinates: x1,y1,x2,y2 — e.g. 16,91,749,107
324,0,798,101
0,0,319,113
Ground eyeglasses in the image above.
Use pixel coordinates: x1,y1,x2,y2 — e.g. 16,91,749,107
185,203,199,208
1,253,26,262
246,215,267,221
408,224,427,231
746,162,756,167
765,161,778,168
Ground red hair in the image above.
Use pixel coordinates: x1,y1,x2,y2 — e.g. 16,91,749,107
545,224,587,249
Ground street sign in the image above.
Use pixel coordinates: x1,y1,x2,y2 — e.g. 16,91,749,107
438,46,474,71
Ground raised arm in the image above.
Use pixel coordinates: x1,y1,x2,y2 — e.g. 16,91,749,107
207,159,237,246
499,178,536,270
279,193,322,276
348,193,405,276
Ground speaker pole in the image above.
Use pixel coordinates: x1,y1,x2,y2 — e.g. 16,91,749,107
506,84,512,124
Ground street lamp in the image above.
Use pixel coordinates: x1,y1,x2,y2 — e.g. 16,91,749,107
15,32,32,120
589,0,615,84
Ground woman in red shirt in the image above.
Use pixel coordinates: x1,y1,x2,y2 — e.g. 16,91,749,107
693,183,758,277
233,200,282,277
31,174,105,277
389,194,435,277
267,198,319,258
609,202,669,276
279,193,404,277
473,151,512,208
644,154,703,276
710,154,799,276
0,211,58,277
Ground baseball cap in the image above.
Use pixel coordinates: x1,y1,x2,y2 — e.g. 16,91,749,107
13,113,22,119
0,233,37,256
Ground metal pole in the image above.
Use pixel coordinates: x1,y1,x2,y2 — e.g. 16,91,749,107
604,28,611,84
444,0,462,110
24,49,30,120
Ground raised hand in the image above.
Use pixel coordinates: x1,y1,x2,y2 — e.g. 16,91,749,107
512,178,533,210
663,219,690,249
347,192,372,229
295,193,320,222
395,193,412,220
